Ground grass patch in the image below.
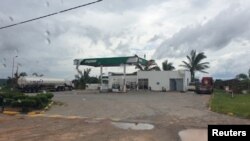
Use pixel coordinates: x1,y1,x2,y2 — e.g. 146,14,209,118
210,89,250,118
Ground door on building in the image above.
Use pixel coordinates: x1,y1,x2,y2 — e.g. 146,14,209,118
170,79,183,91
138,79,148,90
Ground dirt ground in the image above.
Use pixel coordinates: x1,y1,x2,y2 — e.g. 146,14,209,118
0,115,180,141
0,90,249,141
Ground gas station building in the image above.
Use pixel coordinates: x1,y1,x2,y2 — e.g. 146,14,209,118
74,55,191,92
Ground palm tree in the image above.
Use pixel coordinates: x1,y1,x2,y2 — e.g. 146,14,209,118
180,50,209,82
135,59,161,71
83,68,91,81
162,60,175,71
74,68,91,89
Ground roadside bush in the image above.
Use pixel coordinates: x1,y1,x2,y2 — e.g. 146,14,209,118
31,96,47,109
1,92,54,110
45,93,54,99
37,95,49,103
11,101,22,107
0,93,26,100
4,98,14,106
13,94,27,100
37,93,54,99
22,99,36,107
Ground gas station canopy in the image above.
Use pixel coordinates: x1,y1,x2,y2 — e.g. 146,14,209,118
74,55,148,67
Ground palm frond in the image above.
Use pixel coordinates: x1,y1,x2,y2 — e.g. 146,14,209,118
180,61,191,69
162,60,175,71
198,70,208,73
194,52,207,66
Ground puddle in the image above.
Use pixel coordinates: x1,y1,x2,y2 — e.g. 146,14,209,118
178,129,207,141
111,122,154,130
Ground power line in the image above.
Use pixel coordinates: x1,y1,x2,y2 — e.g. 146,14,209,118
0,0,103,30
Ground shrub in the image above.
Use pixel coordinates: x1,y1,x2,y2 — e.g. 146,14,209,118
4,98,14,106
11,101,22,107
37,95,49,104
1,92,54,110
13,94,27,100
0,93,26,100
31,96,46,109
45,93,54,99
21,99,36,107
37,93,54,99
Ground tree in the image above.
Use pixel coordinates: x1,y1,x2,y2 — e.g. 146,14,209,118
236,73,249,80
83,68,91,81
19,72,27,77
6,72,28,89
236,68,250,80
74,68,92,89
162,60,175,71
248,68,250,78
135,59,161,71
180,50,209,82
32,73,43,77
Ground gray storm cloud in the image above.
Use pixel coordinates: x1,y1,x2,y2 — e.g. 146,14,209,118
153,5,250,59
1,0,250,79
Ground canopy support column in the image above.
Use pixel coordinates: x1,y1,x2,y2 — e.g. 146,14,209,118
100,65,103,92
136,72,139,91
123,64,126,93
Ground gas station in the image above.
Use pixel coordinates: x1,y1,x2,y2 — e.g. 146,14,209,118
74,55,148,92
74,55,191,93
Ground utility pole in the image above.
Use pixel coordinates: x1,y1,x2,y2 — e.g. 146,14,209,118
11,56,18,90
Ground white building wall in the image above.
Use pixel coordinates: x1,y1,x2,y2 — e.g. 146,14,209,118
138,70,191,91
184,70,191,91
86,84,100,90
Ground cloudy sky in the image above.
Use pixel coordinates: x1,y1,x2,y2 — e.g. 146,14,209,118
0,0,250,80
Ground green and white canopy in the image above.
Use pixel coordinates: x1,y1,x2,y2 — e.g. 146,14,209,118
74,55,148,67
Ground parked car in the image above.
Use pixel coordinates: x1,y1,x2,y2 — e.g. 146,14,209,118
187,82,196,91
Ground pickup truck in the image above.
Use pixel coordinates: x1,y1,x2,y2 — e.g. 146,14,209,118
196,77,214,94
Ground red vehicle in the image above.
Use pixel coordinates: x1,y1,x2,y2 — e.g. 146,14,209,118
196,77,214,94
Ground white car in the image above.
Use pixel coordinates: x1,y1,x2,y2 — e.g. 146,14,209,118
187,82,196,91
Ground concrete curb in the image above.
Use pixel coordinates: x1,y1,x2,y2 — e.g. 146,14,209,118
2,110,44,116
2,111,20,116
2,110,121,122
44,101,54,111
2,111,124,122
1,101,53,116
